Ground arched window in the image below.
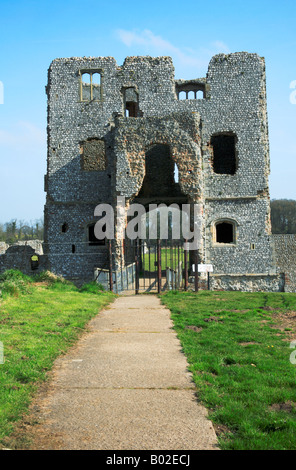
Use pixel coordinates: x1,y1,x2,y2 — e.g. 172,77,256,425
79,70,101,102
214,220,237,244
176,81,205,100
30,255,39,270
179,91,186,100
211,132,238,175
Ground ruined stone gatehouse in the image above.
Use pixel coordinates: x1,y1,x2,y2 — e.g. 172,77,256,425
1,52,288,291
39,51,285,290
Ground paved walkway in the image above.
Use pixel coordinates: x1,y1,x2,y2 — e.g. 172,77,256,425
27,295,218,450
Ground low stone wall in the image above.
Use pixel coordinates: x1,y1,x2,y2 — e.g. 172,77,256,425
0,242,8,255
202,273,285,292
0,240,46,276
272,235,296,293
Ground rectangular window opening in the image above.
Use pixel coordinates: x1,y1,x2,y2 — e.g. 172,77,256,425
211,133,237,175
216,222,234,244
88,224,106,246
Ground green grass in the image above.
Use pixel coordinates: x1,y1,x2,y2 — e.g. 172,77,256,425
0,270,115,447
161,290,296,450
142,247,184,272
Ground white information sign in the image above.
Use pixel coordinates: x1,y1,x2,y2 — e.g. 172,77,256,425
192,264,213,273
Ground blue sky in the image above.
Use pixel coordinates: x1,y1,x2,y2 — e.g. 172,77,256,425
0,0,295,223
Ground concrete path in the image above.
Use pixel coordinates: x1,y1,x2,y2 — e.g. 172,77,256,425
27,295,218,450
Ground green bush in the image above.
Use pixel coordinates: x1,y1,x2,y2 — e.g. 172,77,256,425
0,270,33,298
80,281,105,294
32,270,67,285
0,269,33,283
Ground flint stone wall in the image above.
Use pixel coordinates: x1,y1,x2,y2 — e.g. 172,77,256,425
35,53,279,286
272,234,296,292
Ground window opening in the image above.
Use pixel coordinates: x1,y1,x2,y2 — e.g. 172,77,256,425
215,222,234,244
80,71,101,101
30,255,39,271
174,163,179,183
211,133,237,175
88,223,106,246
61,223,69,233
176,82,205,100
124,87,139,117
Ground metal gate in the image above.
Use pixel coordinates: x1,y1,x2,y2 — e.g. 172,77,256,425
101,239,204,294
135,239,188,293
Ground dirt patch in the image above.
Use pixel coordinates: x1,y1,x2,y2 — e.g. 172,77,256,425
204,316,224,323
213,423,232,436
186,325,203,333
269,401,296,413
269,310,296,341
239,342,259,346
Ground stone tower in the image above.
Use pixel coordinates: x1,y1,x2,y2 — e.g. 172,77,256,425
43,52,281,290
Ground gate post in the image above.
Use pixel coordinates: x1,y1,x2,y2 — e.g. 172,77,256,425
135,238,140,295
108,240,113,292
194,249,199,292
157,239,161,294
184,240,188,291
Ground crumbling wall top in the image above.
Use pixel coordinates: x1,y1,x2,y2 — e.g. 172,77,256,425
122,56,173,67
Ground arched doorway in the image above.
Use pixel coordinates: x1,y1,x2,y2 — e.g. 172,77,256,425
127,143,191,292
112,114,204,293
134,143,187,206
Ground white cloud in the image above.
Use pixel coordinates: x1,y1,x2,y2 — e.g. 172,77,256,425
117,29,202,67
116,29,231,75
211,40,231,54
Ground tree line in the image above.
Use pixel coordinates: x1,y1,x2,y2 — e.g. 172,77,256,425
0,219,44,244
0,200,294,244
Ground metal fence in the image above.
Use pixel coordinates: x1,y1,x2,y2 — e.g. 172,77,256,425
100,239,203,294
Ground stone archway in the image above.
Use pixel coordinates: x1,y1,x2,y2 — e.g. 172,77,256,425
112,113,205,276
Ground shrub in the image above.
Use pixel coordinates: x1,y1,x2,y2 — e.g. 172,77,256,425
80,281,105,294
32,270,66,284
0,269,33,297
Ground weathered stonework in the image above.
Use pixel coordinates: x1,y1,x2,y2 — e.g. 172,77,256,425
80,139,107,171
272,235,296,292
42,52,282,288
0,53,288,291
0,240,46,275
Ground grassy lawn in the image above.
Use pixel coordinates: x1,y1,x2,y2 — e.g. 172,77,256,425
161,290,296,450
0,270,115,448
141,247,184,272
